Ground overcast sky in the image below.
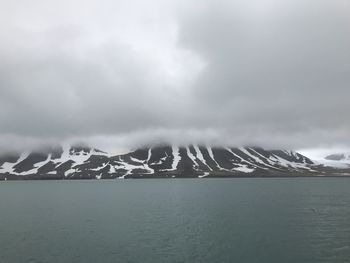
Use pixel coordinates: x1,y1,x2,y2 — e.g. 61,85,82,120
0,0,350,155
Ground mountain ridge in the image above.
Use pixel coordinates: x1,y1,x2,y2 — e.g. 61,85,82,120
1,145,349,180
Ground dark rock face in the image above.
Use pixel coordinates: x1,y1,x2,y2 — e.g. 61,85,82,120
0,145,348,180
13,152,48,173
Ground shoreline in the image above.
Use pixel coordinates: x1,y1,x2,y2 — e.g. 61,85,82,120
1,174,350,181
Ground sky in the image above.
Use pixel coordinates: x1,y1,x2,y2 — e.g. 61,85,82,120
0,0,350,156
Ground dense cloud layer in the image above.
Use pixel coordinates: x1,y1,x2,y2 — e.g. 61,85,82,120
0,0,350,153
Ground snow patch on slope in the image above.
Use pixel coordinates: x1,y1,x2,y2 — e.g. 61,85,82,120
171,145,180,170
233,165,255,173
239,148,283,171
19,154,52,175
207,146,221,169
198,172,209,178
186,146,198,168
193,145,212,171
0,152,30,175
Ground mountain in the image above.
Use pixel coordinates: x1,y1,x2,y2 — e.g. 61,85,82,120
325,153,350,163
0,145,349,180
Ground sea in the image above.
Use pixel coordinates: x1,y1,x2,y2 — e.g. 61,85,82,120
0,178,349,263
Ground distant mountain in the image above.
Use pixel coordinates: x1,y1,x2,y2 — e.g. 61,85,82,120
325,153,350,162
0,145,349,180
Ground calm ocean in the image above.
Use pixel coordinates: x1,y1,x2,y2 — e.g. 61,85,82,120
0,178,349,263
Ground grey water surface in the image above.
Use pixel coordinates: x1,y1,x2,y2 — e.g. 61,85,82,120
0,178,350,263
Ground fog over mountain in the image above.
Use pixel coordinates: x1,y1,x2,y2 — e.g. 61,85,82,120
1,0,350,154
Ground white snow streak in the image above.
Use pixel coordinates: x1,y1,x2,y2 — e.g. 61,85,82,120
206,146,221,169
193,145,212,171
186,146,198,168
171,145,180,170
239,147,282,170
198,172,209,178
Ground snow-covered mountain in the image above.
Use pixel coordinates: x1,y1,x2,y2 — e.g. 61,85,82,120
0,145,348,180
314,153,350,169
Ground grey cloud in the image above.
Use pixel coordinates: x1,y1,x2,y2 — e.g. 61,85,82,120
0,26,192,136
0,0,350,153
176,0,350,148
